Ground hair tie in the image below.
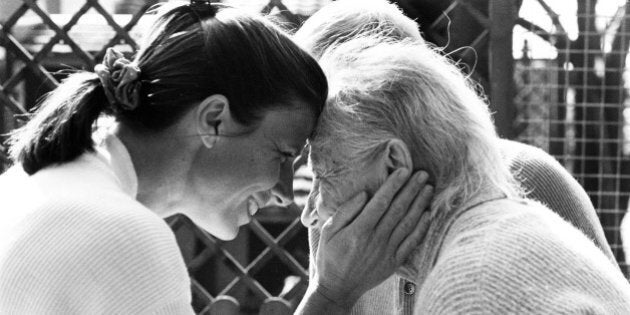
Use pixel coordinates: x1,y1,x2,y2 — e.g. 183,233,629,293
94,47,141,113
189,0,222,18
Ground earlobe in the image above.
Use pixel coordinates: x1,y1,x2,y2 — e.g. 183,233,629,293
196,94,230,149
200,123,219,149
384,139,412,174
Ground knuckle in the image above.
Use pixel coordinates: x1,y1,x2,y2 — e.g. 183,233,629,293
373,198,389,211
391,201,406,213
399,217,417,233
374,196,389,209
388,204,406,218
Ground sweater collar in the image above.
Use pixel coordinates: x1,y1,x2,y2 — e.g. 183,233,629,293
95,133,139,199
397,193,507,283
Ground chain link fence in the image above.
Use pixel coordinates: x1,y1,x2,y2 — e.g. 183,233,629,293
513,0,630,275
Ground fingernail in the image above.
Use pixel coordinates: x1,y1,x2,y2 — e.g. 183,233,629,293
417,171,429,183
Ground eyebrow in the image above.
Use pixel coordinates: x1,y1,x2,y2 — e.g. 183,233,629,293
308,153,338,179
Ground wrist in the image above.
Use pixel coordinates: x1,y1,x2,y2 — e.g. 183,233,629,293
311,281,359,311
295,283,356,315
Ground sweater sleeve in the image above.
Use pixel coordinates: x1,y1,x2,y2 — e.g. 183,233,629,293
0,197,194,315
500,140,615,263
414,206,630,315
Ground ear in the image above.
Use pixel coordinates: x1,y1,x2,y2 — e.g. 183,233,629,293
383,139,412,174
196,94,231,149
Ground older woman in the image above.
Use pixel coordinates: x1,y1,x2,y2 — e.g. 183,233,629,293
294,1,620,313
304,35,630,314
295,0,613,262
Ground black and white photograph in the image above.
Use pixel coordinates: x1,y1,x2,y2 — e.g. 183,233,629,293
1,0,629,314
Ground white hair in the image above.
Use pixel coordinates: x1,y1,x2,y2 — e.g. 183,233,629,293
293,0,423,59
313,37,522,215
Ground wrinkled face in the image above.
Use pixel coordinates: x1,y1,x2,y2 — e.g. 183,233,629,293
186,106,316,240
301,141,388,229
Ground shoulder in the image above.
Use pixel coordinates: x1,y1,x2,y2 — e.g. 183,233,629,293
498,139,567,177
0,186,191,313
1,154,179,261
416,201,630,314
15,191,183,273
497,140,589,203
496,141,592,206
497,140,602,235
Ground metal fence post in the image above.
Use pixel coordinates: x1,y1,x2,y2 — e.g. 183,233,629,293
489,0,518,139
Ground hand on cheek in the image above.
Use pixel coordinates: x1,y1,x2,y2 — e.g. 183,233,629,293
311,168,434,310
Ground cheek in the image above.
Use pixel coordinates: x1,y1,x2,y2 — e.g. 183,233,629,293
248,155,281,189
316,168,387,218
315,185,337,222
317,178,360,219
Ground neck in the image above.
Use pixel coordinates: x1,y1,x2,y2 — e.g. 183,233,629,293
398,185,507,280
113,123,194,217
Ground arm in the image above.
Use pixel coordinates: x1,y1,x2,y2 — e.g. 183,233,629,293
296,169,433,314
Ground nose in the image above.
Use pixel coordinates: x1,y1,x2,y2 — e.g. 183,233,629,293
301,179,320,228
268,159,294,207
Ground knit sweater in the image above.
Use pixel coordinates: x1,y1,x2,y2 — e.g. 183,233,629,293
307,140,618,314
413,198,630,314
0,135,193,314
499,139,614,261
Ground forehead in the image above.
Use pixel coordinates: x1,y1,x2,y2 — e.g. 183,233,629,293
309,136,352,172
261,106,317,149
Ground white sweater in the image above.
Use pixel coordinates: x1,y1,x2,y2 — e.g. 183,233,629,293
412,198,630,314
0,135,193,314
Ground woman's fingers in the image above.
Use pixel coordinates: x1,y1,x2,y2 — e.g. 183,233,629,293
353,168,411,229
312,169,434,309
395,208,432,263
322,191,368,238
376,171,430,236
388,183,433,249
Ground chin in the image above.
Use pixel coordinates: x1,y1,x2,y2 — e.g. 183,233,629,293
190,216,240,241
211,228,239,241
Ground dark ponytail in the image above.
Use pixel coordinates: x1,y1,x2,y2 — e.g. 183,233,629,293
8,72,108,175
